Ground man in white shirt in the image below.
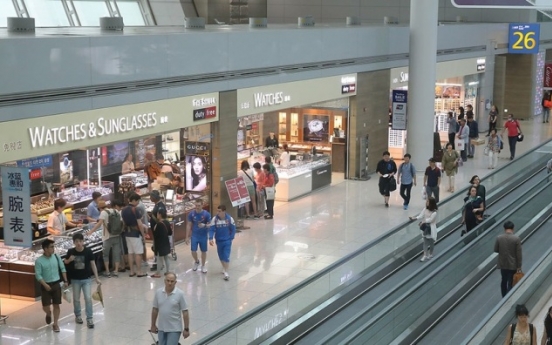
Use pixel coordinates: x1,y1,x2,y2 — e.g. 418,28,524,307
47,199,79,236
150,272,190,345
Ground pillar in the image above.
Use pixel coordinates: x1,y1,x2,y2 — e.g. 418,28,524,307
406,0,438,169
477,40,497,134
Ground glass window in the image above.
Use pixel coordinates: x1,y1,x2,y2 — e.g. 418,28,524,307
117,1,146,26
25,0,70,27
73,1,109,26
1,2,18,27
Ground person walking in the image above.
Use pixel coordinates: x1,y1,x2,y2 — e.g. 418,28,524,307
487,128,502,169
502,114,523,160
504,304,537,345
494,221,522,297
487,105,499,136
35,239,68,332
540,306,552,345
209,205,237,281
442,143,459,193
149,190,166,271
397,153,416,210
457,118,470,162
409,197,438,262
186,199,211,273
376,151,397,207
424,158,441,203
150,272,190,345
467,115,479,158
63,232,101,328
238,160,259,219
461,186,485,236
88,199,123,277
150,209,172,278
447,111,457,147
262,163,276,219
121,192,147,277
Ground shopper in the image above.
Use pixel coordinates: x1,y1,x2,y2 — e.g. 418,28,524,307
461,186,485,236
278,144,291,168
409,197,438,262
87,192,103,223
209,205,237,281
469,175,486,204
186,199,211,273
504,304,536,345
441,143,459,193
35,239,67,332
150,209,172,278
47,198,79,236
541,306,552,345
264,156,279,186
397,153,416,210
376,151,397,207
467,115,479,158
457,118,470,162
457,106,465,121
63,232,101,328
487,105,499,136
87,199,123,277
237,160,259,219
487,128,502,169
494,221,522,297
543,91,551,124
150,272,190,345
262,163,276,219
424,158,441,203
502,113,523,160
446,111,457,147
121,192,147,277
149,190,166,270
121,153,135,174
253,162,266,218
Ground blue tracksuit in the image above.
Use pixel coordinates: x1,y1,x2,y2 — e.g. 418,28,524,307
209,214,236,262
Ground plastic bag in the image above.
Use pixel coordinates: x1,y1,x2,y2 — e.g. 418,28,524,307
62,288,72,303
422,188,427,200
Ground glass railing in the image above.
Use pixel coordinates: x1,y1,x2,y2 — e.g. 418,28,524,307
196,139,552,345
339,182,552,344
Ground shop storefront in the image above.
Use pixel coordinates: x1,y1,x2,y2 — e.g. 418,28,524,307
0,93,218,299
388,57,486,159
236,74,356,201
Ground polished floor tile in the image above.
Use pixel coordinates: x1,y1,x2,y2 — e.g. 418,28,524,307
2,118,552,344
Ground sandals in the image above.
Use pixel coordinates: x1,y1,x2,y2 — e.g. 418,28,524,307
136,274,147,277
129,273,136,277
52,325,60,332
150,274,162,278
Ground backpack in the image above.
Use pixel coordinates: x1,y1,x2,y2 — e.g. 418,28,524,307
510,323,534,345
106,210,124,236
400,162,415,177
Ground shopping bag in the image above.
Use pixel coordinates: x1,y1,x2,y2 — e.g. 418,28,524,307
422,188,427,200
456,140,465,151
483,147,490,156
62,288,72,303
264,187,275,200
92,284,104,307
512,271,524,287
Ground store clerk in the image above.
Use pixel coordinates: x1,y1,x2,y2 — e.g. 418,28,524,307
47,198,79,236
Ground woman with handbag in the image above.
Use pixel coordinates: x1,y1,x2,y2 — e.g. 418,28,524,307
442,143,459,193
487,129,502,169
540,306,552,345
238,160,259,219
409,197,438,262
462,186,485,236
262,164,275,219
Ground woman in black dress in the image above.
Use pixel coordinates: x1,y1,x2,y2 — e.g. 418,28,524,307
150,209,172,278
461,186,485,236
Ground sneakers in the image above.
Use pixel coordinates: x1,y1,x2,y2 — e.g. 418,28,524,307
201,265,207,273
403,205,408,210
420,256,428,262
87,319,94,329
428,255,433,259
75,316,83,324
223,272,229,281
193,261,200,271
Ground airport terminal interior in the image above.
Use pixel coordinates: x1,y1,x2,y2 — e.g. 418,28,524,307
3,1,552,345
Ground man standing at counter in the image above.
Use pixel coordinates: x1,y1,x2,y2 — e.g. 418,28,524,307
209,205,236,281
87,192,102,223
47,199,79,236
35,239,67,333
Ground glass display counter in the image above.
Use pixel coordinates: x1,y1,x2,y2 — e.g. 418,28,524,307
275,156,332,202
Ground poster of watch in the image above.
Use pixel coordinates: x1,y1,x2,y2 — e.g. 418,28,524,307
303,114,330,142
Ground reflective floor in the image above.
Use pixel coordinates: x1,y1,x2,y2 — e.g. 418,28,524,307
1,117,552,345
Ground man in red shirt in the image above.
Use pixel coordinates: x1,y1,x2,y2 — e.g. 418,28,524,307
501,114,522,160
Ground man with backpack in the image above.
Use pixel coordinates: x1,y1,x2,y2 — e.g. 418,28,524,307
88,199,124,277
264,156,279,186
397,153,417,210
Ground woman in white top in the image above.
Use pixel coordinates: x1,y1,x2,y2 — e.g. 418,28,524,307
278,144,291,168
237,160,258,218
121,153,135,174
409,197,438,262
504,304,536,345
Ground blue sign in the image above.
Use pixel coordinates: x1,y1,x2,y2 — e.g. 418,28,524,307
508,23,540,54
392,90,408,131
1,166,32,247
16,155,53,169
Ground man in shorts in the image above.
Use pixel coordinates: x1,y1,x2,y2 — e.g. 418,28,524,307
121,192,147,277
35,239,67,332
376,151,397,207
186,199,211,273
209,205,236,281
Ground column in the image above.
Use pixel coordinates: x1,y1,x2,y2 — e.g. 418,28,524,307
477,40,497,134
406,0,438,170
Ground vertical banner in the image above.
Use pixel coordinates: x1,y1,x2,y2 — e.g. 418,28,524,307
1,166,32,247
392,90,408,130
544,63,552,88
224,177,251,207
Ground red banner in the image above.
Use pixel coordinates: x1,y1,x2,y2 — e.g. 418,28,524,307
224,177,251,207
545,63,552,88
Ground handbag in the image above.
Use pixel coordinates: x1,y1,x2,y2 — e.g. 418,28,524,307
419,223,431,236
483,147,490,156
243,170,257,190
517,134,524,142
512,271,524,286
264,186,275,200
456,140,465,151
389,177,397,192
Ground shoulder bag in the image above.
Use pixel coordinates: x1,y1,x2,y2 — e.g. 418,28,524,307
419,212,435,237
243,170,257,190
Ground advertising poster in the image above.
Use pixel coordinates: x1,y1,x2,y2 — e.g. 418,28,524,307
391,90,408,131
185,155,208,192
303,114,330,142
1,166,32,247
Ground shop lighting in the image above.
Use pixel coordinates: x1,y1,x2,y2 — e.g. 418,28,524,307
468,81,479,86
435,83,463,86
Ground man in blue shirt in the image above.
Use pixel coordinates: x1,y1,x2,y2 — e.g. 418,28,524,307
87,192,102,223
397,153,416,210
187,199,211,273
209,205,236,281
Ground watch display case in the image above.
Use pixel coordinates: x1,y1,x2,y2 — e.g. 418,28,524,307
274,155,332,201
